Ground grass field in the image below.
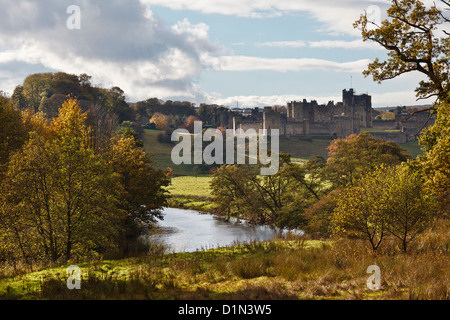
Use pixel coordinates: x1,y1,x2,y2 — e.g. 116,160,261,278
167,176,212,197
166,176,215,212
142,129,200,176
399,140,424,158
2,222,449,300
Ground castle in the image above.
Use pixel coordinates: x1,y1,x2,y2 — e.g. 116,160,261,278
225,89,433,144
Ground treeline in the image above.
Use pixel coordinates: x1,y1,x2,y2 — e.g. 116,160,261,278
10,72,229,132
0,93,171,266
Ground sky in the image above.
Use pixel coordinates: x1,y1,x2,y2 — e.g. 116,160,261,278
0,0,440,108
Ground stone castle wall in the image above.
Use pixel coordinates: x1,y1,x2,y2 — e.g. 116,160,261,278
231,89,433,142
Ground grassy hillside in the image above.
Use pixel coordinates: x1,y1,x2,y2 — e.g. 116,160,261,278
279,136,331,159
142,129,198,176
142,129,423,178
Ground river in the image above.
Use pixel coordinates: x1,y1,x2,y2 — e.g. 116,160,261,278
142,207,292,253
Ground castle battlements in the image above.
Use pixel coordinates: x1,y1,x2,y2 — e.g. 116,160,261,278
231,89,433,143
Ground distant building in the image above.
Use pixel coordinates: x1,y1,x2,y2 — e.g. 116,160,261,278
230,89,434,144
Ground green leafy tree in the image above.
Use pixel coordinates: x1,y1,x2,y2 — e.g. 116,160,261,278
417,99,450,208
210,154,319,229
332,169,388,251
11,85,26,110
332,164,436,252
22,73,53,112
382,165,438,252
210,164,258,221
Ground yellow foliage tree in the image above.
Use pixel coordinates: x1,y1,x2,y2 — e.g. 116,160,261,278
150,112,169,131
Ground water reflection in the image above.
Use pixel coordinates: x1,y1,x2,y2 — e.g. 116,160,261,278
143,207,296,253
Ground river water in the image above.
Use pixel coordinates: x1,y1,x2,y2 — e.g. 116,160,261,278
143,207,288,253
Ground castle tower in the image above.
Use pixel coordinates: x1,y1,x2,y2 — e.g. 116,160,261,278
342,88,373,128
263,107,284,134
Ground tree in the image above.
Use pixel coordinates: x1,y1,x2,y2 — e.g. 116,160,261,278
210,165,258,221
382,165,437,252
11,85,26,110
280,156,328,201
108,134,171,225
22,73,53,112
332,170,388,251
332,164,436,252
0,98,126,262
181,115,201,133
0,93,27,170
326,132,411,187
210,154,318,228
417,99,450,208
303,188,346,238
150,112,169,131
355,0,450,105
85,102,119,153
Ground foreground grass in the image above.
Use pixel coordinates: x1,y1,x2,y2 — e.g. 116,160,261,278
1,222,449,300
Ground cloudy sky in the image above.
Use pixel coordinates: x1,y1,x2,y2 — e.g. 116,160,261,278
0,0,438,108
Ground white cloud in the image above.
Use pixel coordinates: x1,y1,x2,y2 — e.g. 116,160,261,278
140,0,391,35
257,40,307,48
256,39,384,50
308,39,383,50
202,54,370,73
0,0,221,101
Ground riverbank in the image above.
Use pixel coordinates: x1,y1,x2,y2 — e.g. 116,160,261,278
1,227,449,300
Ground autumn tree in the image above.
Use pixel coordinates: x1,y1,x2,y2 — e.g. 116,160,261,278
150,112,169,131
108,134,172,224
0,93,27,170
332,164,436,252
181,115,201,133
0,98,126,262
326,132,411,187
303,188,347,238
355,0,449,105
